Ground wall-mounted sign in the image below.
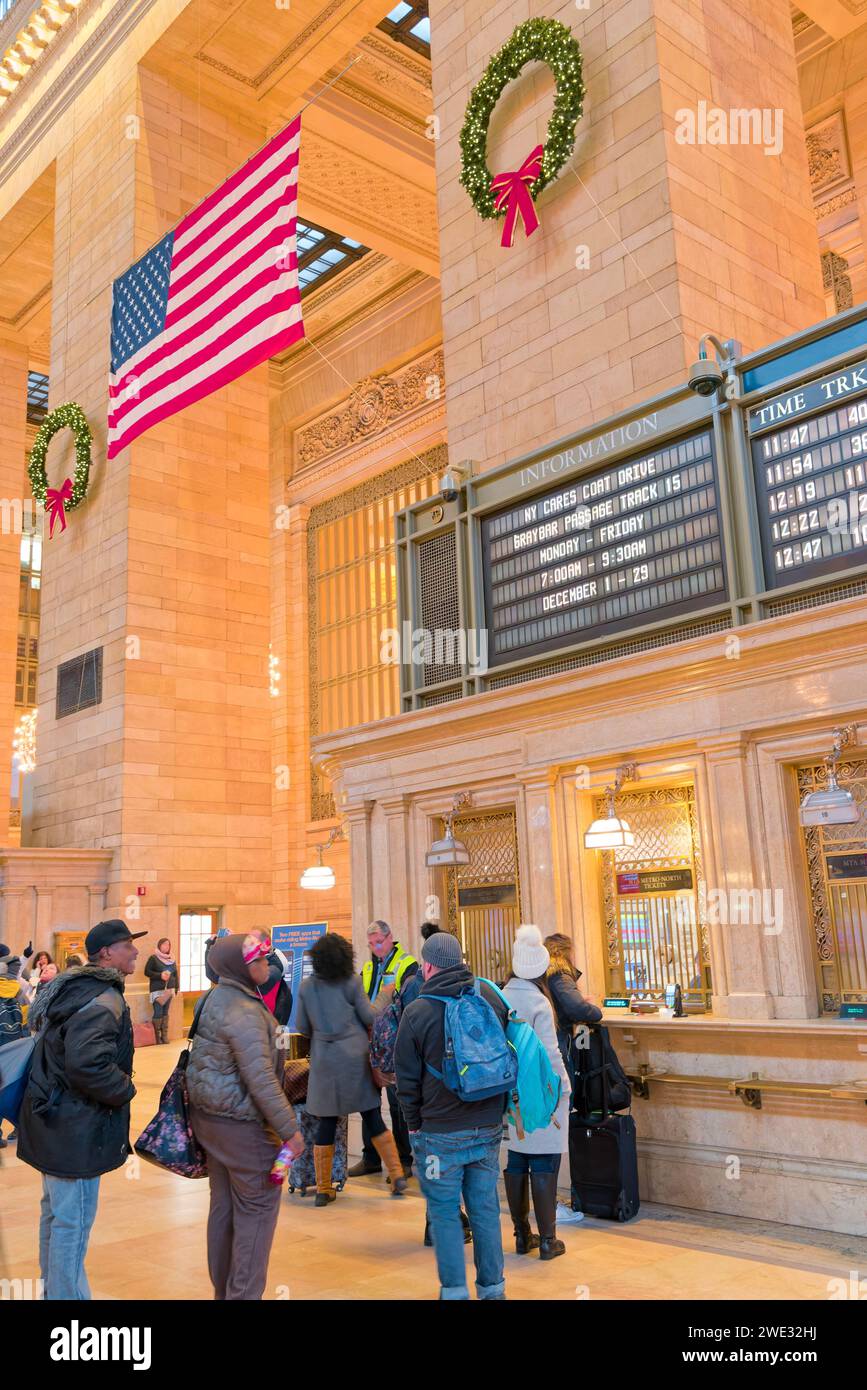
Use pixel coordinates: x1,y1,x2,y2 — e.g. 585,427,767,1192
617,869,694,894
270,922,327,1032
827,852,867,881
457,884,517,907
481,428,727,665
749,357,867,588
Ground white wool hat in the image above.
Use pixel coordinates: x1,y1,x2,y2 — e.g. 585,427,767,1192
511,924,550,980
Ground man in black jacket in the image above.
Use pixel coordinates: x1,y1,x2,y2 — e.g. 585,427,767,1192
17,919,144,1300
394,931,509,1301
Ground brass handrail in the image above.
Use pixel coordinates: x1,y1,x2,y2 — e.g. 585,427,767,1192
627,1066,867,1110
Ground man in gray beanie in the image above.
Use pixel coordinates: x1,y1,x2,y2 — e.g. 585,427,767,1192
394,930,510,1301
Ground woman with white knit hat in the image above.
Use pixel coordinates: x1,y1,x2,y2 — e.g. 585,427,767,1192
501,925,572,1260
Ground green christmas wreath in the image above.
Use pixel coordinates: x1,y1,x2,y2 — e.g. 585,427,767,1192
27,402,92,512
459,17,585,221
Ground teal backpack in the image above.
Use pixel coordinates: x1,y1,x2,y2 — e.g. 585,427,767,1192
479,979,562,1138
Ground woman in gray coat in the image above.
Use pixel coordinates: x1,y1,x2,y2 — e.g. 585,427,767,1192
502,925,571,1261
296,933,407,1206
187,934,304,1300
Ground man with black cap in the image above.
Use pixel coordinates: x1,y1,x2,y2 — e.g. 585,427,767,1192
17,918,145,1300
394,931,510,1301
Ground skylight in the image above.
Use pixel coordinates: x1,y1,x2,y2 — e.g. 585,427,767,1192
296,219,370,296
379,1,430,57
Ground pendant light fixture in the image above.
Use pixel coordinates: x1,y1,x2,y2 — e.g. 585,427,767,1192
300,823,346,890
799,727,860,827
584,763,637,850
426,791,472,867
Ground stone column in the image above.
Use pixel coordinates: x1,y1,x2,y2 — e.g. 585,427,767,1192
703,737,775,1019
516,772,558,932
344,800,374,959
0,333,28,843
427,0,824,472
271,501,310,926
0,885,28,956
380,794,413,933
33,887,54,957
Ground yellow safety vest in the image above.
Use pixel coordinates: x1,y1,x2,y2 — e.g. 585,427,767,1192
362,943,416,1000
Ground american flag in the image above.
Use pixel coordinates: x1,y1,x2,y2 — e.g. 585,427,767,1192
107,116,304,460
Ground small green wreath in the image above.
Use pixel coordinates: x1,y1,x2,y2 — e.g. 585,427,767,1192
28,402,92,512
460,17,585,222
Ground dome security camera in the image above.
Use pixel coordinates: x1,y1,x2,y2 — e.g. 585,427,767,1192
687,333,741,400
439,469,461,503
439,462,473,502
687,357,725,397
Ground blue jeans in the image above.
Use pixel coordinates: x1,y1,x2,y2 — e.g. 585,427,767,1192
505,1150,561,1175
412,1124,505,1300
39,1174,100,1300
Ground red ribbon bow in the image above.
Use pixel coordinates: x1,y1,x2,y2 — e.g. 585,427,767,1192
490,144,545,248
45,477,73,539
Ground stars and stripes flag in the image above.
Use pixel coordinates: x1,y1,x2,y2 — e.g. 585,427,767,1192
107,116,304,460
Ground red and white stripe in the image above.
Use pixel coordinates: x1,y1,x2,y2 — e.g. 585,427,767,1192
107,117,304,460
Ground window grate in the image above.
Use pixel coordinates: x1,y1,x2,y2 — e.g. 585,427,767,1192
417,529,462,687
420,688,463,708
764,577,867,618
485,617,731,690
56,648,103,718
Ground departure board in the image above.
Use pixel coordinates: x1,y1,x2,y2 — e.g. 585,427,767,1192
481,428,727,666
749,359,867,588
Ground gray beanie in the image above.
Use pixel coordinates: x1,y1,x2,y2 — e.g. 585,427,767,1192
421,931,463,970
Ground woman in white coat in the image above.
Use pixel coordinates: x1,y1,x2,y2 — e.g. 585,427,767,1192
502,925,571,1260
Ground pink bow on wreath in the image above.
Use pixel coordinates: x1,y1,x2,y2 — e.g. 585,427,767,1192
490,144,545,248
46,477,73,539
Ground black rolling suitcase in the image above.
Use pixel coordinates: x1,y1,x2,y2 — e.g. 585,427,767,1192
569,1029,639,1222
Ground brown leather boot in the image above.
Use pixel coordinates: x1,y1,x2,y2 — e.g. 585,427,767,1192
371,1131,407,1196
314,1145,337,1206
159,1016,169,1044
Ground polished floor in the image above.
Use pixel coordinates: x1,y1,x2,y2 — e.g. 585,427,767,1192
1,1046,863,1301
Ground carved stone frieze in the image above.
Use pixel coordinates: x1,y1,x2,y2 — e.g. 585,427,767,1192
806,113,850,195
295,347,445,468
821,250,853,311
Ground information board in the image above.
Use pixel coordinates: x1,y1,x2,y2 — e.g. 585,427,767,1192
481,428,727,665
749,358,867,588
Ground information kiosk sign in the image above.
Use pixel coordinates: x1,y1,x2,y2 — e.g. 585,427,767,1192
748,359,867,588
481,427,727,665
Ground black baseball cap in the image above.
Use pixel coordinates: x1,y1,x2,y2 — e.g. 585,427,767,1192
85,919,147,956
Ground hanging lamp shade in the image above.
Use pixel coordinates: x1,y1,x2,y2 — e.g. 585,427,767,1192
799,770,859,827
583,815,635,850
299,863,336,890
425,826,470,868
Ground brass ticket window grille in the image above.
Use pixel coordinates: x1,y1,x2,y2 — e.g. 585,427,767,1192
441,807,523,983
797,757,867,1013
597,784,712,1009
307,447,446,821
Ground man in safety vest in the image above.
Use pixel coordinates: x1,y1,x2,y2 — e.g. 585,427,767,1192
348,920,418,1179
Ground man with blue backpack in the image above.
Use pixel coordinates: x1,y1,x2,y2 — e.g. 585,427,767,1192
394,930,512,1301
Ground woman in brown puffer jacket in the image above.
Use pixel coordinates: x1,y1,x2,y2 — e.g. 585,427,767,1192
187,934,304,1300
